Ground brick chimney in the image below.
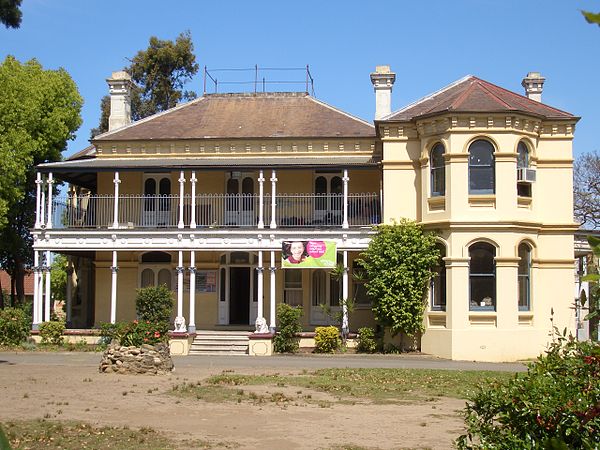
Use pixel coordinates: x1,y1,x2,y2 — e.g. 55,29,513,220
107,71,133,131
370,65,396,120
521,72,545,103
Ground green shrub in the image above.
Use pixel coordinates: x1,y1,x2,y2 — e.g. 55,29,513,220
39,321,65,345
99,320,167,347
273,303,302,353
0,307,30,346
356,327,379,353
135,284,173,327
456,333,600,449
314,326,341,353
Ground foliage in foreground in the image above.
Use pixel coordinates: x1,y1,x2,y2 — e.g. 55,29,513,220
359,219,439,337
100,320,167,347
457,334,600,449
2,419,193,450
0,306,30,345
314,326,341,353
273,303,302,353
356,327,380,353
135,284,173,331
38,320,65,345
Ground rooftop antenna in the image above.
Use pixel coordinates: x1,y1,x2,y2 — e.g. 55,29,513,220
203,65,314,95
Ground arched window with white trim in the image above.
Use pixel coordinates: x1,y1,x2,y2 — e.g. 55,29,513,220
469,242,496,310
518,243,532,311
468,140,495,195
430,143,446,197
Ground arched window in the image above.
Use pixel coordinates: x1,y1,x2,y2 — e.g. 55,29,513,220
430,243,447,310
518,243,532,311
430,143,446,197
140,252,172,290
517,141,529,169
517,141,532,197
469,242,496,310
468,140,495,195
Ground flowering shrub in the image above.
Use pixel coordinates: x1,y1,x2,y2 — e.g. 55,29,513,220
314,326,341,353
100,320,167,347
0,307,30,346
456,332,600,449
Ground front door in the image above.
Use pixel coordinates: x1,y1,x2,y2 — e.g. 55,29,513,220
229,267,250,325
225,175,255,226
314,173,343,226
310,270,341,325
142,175,171,227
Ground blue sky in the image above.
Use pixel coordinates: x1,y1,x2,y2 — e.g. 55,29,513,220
1,0,599,158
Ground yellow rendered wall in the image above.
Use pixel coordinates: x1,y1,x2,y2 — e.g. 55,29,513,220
97,169,379,197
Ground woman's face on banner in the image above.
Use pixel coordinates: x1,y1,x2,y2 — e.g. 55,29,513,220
290,241,305,261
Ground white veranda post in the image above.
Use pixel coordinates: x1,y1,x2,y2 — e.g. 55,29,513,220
112,172,120,229
270,170,277,229
37,255,44,325
256,251,264,329
110,251,118,324
178,171,185,229
258,170,265,229
175,250,186,332
190,171,197,229
32,251,39,327
188,250,196,333
342,169,349,229
269,250,276,331
44,251,51,322
34,173,42,228
46,173,54,229
342,250,349,335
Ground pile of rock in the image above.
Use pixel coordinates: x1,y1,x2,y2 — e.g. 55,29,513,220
99,342,174,375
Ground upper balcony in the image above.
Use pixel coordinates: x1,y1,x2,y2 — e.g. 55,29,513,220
49,192,380,231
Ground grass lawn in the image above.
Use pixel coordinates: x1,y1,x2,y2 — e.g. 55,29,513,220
172,367,517,406
0,420,233,450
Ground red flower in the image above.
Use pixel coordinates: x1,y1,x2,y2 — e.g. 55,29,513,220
154,332,161,338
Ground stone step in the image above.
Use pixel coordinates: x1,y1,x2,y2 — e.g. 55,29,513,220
189,331,250,355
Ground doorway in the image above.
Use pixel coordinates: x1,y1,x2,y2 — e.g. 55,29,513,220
229,267,251,325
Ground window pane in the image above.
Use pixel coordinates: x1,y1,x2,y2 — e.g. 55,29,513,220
144,179,156,196
284,290,303,307
284,270,302,288
469,243,495,310
141,268,154,288
330,276,340,306
141,251,171,263
517,142,529,169
469,140,495,194
431,244,446,310
219,268,226,302
518,244,531,310
158,269,172,290
312,271,326,306
159,178,171,196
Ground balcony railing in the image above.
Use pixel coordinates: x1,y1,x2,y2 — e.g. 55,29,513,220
50,193,380,230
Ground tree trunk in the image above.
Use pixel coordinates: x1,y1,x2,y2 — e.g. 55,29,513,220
14,258,25,306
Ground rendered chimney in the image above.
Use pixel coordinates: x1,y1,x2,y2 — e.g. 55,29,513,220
521,72,545,103
370,65,396,120
107,71,133,131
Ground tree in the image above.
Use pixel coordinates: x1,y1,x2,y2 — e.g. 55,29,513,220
0,0,22,28
359,219,439,338
582,9,600,26
574,151,600,229
50,254,68,303
582,235,600,341
92,31,198,136
0,56,82,304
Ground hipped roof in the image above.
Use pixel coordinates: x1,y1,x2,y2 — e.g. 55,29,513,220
94,92,375,141
382,75,577,122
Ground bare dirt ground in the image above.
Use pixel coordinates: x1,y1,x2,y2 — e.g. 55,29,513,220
0,356,468,449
